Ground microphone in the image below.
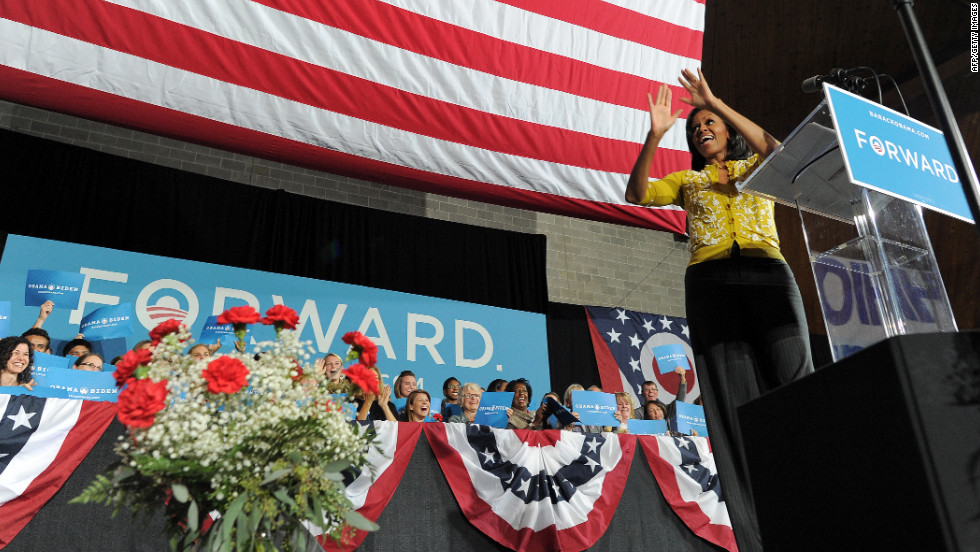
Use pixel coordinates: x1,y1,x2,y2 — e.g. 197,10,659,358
802,68,858,93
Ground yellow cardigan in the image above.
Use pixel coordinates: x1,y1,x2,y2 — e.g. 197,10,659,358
639,154,784,265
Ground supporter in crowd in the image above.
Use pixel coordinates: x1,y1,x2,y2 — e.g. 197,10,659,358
354,366,397,422
402,389,432,422
612,392,635,432
448,383,482,423
187,344,211,361
73,353,104,371
61,337,92,358
440,377,461,419
587,384,602,392
644,400,667,421
393,370,417,399
21,328,52,354
0,336,36,390
110,355,125,365
318,353,344,382
487,378,507,393
634,367,688,420
132,340,152,352
529,391,563,430
505,378,535,429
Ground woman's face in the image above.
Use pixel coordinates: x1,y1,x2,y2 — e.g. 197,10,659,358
445,379,460,401
690,110,730,161
5,344,30,375
409,393,430,421
511,383,529,410
399,375,417,397
646,402,665,420
189,345,211,361
75,354,104,371
462,389,482,412
323,355,343,380
617,396,631,418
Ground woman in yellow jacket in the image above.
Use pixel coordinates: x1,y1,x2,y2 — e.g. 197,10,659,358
625,68,814,552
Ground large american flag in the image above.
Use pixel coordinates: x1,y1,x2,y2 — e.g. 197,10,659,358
0,0,703,233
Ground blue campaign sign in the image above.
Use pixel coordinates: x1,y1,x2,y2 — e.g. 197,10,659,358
627,419,669,435
651,343,688,374
0,235,551,400
673,401,708,437
473,391,513,427
25,269,85,308
571,390,618,427
824,84,972,223
198,315,245,345
0,301,10,337
80,303,135,340
32,351,75,372
30,361,119,402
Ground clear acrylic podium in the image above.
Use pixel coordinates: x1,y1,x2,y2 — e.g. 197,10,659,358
739,100,957,361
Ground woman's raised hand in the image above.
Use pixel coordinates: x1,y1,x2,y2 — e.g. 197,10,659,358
678,68,718,109
648,84,682,138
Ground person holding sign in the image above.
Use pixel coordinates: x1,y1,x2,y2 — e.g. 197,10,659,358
625,69,814,552
448,383,483,423
0,336,36,390
73,353,104,371
505,379,535,429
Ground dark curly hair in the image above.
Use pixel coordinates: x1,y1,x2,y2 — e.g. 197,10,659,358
505,378,532,403
0,336,35,384
685,107,752,171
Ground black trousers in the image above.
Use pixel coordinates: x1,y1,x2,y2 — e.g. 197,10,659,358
685,253,814,552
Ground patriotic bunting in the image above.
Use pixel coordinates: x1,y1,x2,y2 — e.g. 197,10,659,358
640,435,738,552
315,421,422,552
424,424,635,552
0,0,703,232
0,394,117,547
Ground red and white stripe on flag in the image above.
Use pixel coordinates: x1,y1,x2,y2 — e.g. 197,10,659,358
0,394,117,547
0,0,703,233
424,424,635,552
639,435,739,552
316,421,422,552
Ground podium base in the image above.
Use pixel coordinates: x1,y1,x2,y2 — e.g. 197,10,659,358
738,331,980,552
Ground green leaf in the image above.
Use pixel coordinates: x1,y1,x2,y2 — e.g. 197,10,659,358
322,459,352,473
222,492,249,545
171,483,189,503
260,468,292,486
323,470,345,482
344,511,380,532
285,451,303,464
111,466,136,484
235,508,249,551
187,500,199,533
272,488,297,510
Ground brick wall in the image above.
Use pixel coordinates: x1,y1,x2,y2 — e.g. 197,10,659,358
0,99,688,316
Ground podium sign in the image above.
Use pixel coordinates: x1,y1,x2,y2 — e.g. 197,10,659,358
739,85,958,361
825,84,971,223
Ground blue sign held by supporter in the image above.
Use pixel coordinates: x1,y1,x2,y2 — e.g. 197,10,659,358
198,315,243,345
25,270,85,308
0,301,10,337
673,401,708,437
29,364,119,402
80,303,134,340
390,397,408,420
627,419,669,435
571,390,618,427
473,392,514,428
32,351,75,372
651,343,688,374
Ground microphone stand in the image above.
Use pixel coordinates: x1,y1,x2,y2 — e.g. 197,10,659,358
892,0,980,241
